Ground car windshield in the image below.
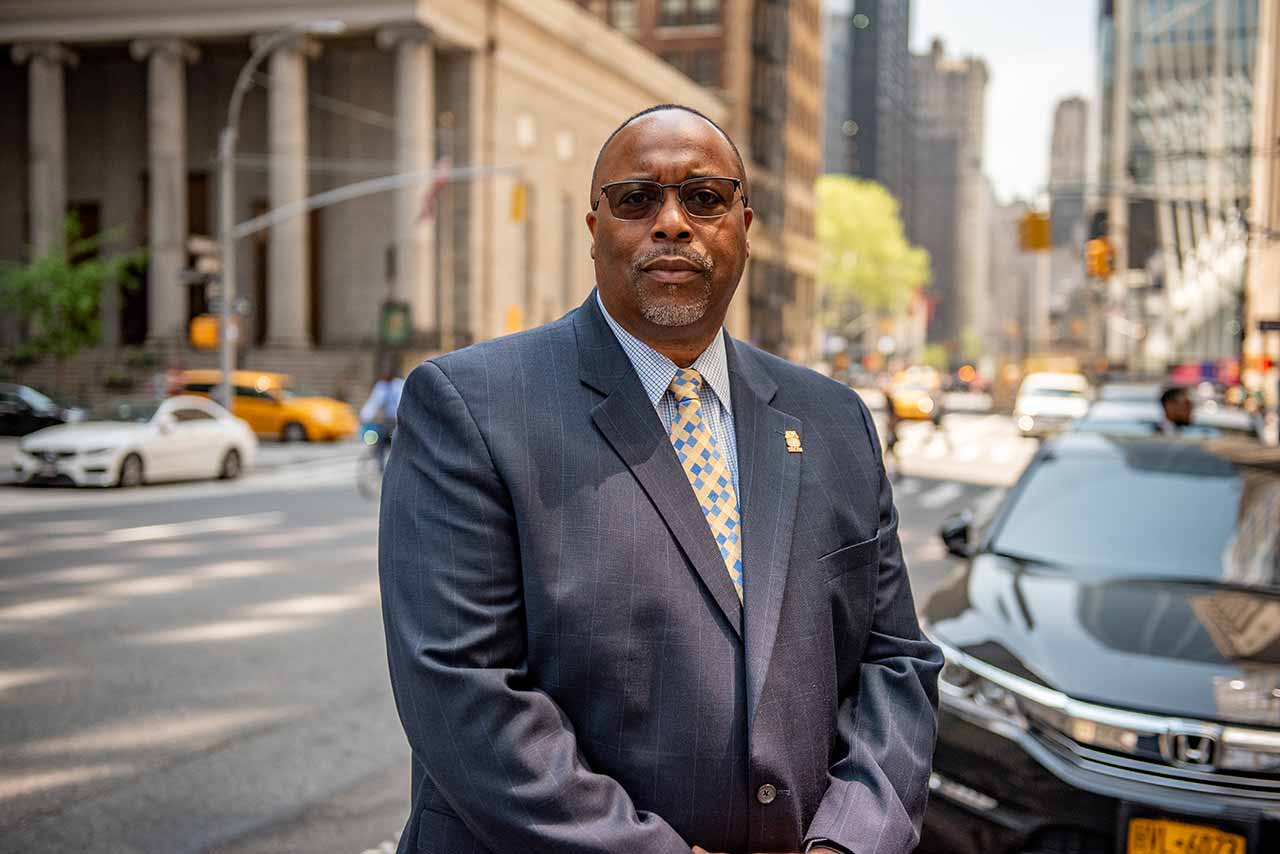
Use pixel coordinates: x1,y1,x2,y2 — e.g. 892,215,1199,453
1099,384,1159,401
993,438,1280,588
277,383,319,399
1021,387,1085,398
90,400,161,423
17,386,58,411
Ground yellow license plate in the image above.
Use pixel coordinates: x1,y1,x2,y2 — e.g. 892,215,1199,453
1128,818,1247,854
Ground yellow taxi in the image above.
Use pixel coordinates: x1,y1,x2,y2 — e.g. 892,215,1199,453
178,370,357,442
889,367,944,423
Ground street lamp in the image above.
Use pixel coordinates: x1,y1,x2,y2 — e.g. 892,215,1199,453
216,19,345,411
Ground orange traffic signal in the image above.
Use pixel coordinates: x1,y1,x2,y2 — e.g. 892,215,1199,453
1018,212,1051,252
1085,238,1113,278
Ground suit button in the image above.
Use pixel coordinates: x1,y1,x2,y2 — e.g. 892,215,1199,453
756,783,777,805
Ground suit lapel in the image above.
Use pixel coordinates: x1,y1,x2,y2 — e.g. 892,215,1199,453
728,339,802,728
575,294,743,637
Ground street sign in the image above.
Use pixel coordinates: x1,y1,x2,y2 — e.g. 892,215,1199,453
380,301,411,348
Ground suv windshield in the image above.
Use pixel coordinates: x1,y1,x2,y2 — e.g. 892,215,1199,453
993,439,1280,586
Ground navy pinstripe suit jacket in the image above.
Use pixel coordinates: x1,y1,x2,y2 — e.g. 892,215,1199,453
378,292,942,854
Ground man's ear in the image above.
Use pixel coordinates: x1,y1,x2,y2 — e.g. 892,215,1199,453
586,211,598,259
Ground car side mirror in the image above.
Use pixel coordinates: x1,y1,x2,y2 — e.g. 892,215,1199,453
939,511,974,559
157,417,175,434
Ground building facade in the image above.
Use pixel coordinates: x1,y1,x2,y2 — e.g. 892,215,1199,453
1244,0,1279,420
908,38,990,361
822,0,912,215
576,0,825,363
1047,95,1090,353
1095,0,1260,371
0,0,723,399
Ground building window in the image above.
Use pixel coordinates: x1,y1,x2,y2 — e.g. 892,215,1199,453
691,0,720,26
690,50,720,87
659,0,687,26
659,0,720,27
610,0,638,32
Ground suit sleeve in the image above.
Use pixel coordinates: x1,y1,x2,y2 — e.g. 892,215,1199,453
804,394,944,854
378,361,690,854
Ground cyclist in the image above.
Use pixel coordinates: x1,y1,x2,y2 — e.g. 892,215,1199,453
359,366,404,471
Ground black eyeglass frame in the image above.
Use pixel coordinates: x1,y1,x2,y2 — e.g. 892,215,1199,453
591,176,749,220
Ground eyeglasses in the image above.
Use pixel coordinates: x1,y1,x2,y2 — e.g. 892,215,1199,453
592,176,747,221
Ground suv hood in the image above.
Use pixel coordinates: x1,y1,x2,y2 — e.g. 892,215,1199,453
924,552,1280,727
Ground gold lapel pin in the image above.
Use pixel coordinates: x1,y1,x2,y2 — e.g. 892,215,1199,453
784,429,803,453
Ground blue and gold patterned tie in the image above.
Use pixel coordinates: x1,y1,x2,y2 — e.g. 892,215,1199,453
669,368,743,602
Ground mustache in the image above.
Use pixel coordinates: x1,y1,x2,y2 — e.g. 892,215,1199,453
630,246,714,279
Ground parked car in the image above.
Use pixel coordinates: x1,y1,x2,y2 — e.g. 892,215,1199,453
890,366,945,424
13,395,256,487
1073,399,1265,442
178,369,357,442
0,383,86,436
919,433,1280,854
1013,371,1091,438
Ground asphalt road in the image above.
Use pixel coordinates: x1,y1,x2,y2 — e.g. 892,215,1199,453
0,414,1030,854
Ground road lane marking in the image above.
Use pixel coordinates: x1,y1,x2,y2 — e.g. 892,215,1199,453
106,512,285,544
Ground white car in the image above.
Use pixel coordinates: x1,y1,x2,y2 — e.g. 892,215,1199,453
14,395,257,487
1013,371,1091,438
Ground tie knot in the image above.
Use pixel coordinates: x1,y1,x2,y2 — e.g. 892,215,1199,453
670,368,703,402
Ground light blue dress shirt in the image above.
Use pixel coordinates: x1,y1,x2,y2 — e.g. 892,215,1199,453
596,291,739,494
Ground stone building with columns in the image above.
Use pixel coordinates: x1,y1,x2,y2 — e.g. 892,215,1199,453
0,0,723,399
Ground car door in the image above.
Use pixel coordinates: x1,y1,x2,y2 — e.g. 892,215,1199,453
167,407,224,479
232,386,285,438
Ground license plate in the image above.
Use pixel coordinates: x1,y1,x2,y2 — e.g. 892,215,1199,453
1128,818,1247,854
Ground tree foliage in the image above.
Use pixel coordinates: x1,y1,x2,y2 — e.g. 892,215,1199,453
0,214,146,370
816,176,931,319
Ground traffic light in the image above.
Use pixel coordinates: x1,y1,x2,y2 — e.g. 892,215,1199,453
1018,212,1051,252
1085,238,1113,278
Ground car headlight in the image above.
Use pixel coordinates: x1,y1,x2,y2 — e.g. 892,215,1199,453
933,636,1280,771
938,657,1029,732
84,447,113,456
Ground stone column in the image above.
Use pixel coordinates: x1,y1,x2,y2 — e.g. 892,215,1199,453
131,39,199,344
378,23,436,341
11,43,77,257
262,35,319,348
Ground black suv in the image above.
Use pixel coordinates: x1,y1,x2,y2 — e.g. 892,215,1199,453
920,433,1280,854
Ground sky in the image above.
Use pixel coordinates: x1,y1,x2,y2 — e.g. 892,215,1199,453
910,0,1098,203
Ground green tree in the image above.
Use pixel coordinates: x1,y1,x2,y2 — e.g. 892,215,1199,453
0,214,146,389
816,176,931,322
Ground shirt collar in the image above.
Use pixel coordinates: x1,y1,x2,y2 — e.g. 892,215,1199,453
595,289,732,409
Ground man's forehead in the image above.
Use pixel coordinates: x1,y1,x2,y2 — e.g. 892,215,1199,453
599,112,737,177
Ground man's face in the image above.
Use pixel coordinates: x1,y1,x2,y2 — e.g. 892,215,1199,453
586,111,752,340
1166,391,1193,426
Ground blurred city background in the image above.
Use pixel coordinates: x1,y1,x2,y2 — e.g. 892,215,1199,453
1,1,1278,852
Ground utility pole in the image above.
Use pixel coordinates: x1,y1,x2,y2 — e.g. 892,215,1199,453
215,20,345,412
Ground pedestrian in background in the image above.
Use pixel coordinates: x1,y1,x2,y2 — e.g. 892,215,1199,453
379,104,941,854
1159,384,1194,433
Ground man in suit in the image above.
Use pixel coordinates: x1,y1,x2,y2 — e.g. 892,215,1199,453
379,104,942,854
